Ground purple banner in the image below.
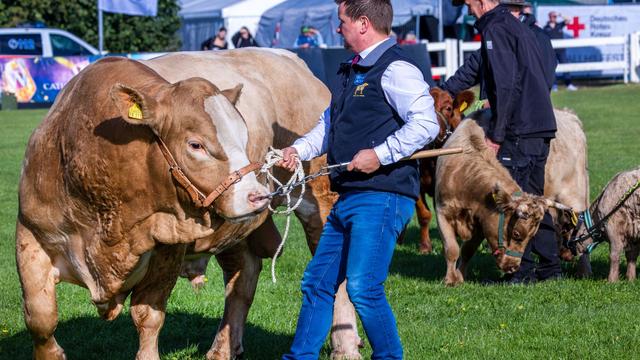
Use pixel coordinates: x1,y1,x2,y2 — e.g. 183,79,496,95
0,56,98,103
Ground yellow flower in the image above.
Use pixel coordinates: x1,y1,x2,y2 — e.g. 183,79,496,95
500,323,507,330
203,276,209,283
517,305,524,310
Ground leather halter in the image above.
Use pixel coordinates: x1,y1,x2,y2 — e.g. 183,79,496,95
435,110,453,145
155,135,262,208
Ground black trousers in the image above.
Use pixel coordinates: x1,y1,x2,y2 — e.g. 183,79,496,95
497,137,561,280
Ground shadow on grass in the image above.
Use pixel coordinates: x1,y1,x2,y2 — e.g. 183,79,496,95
390,225,502,283
0,312,292,359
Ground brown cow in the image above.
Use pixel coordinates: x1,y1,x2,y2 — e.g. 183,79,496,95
400,88,475,254
570,167,640,282
16,57,270,360
435,119,570,286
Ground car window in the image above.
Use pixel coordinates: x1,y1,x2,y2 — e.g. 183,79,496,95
51,34,92,56
0,34,43,55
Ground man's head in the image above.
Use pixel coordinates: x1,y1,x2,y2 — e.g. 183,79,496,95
334,0,393,53
453,0,499,19
500,0,531,17
548,11,558,23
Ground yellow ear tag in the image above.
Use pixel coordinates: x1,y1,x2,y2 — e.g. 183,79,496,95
128,103,143,120
459,101,468,113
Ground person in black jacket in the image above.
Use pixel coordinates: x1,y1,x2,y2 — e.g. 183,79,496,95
450,0,561,283
544,12,577,91
232,26,259,48
443,0,556,97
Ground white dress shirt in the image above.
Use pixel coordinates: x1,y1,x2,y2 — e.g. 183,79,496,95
292,38,439,165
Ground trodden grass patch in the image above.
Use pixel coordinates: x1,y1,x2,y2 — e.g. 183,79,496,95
1,84,639,359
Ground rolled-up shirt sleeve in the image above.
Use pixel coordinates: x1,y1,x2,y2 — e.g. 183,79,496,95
291,107,330,161
373,61,440,165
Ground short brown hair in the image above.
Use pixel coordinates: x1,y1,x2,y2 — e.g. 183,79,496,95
335,0,393,35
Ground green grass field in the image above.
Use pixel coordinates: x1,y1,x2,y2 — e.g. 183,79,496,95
1,85,640,359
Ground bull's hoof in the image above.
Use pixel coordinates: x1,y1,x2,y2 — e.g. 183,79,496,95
418,243,433,255
330,351,363,360
190,274,206,290
444,270,464,287
206,349,240,360
34,344,66,360
134,350,160,360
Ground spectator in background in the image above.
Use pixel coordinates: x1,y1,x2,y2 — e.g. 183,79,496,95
232,26,259,48
293,25,319,48
309,26,326,48
201,27,228,51
544,12,577,91
401,31,417,45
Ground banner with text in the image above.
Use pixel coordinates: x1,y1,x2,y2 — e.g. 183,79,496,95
537,5,640,68
0,56,97,104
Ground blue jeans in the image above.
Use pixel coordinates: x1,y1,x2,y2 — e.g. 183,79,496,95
283,191,415,360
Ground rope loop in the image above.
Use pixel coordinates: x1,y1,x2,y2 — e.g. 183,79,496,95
260,147,306,283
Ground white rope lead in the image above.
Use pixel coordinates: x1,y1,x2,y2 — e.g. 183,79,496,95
260,147,306,283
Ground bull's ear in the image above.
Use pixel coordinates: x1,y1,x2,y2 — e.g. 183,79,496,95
110,83,157,126
454,90,476,113
492,184,513,212
429,87,444,101
221,83,243,105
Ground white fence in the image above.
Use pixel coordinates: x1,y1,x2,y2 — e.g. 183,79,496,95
428,31,640,83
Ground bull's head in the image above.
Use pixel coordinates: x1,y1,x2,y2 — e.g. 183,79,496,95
491,185,571,273
110,78,269,221
430,88,475,146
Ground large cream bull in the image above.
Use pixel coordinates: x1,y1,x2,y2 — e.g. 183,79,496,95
144,49,360,359
16,57,271,359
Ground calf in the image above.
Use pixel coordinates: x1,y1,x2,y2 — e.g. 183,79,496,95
435,119,570,286
570,167,640,282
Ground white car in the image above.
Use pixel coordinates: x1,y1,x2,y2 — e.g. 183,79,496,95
0,27,99,57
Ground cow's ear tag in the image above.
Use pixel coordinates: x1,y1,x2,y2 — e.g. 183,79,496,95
128,103,143,120
459,101,468,113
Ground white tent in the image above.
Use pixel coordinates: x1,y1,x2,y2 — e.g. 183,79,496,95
178,0,287,50
223,0,287,48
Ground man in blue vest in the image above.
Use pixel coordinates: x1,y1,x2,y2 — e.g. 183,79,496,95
278,1,439,358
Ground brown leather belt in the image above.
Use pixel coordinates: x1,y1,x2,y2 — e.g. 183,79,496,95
155,135,262,208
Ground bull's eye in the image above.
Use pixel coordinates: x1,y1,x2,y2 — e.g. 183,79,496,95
513,230,522,240
446,106,453,112
188,141,205,152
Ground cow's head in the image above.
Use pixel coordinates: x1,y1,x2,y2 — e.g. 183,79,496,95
561,212,594,259
110,78,269,221
430,88,475,146
491,185,571,273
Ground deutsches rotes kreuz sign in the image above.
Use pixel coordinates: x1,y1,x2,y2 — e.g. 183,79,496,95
537,5,640,74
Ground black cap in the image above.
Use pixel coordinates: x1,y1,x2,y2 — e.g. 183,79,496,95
452,0,464,6
500,0,532,6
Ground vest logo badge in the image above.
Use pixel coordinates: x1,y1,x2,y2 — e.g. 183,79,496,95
353,74,366,85
353,83,369,97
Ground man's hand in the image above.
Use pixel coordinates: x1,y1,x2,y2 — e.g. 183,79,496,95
347,149,380,174
485,137,501,155
276,147,299,172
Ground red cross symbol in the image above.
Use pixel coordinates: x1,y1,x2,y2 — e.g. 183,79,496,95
566,16,585,38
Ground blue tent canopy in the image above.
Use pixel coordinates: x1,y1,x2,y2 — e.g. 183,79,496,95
178,0,239,50
256,0,439,48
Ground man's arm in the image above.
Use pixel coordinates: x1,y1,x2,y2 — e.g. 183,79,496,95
441,49,482,96
279,107,330,171
484,26,519,143
351,60,439,172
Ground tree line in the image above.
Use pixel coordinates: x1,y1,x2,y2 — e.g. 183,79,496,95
0,0,181,53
